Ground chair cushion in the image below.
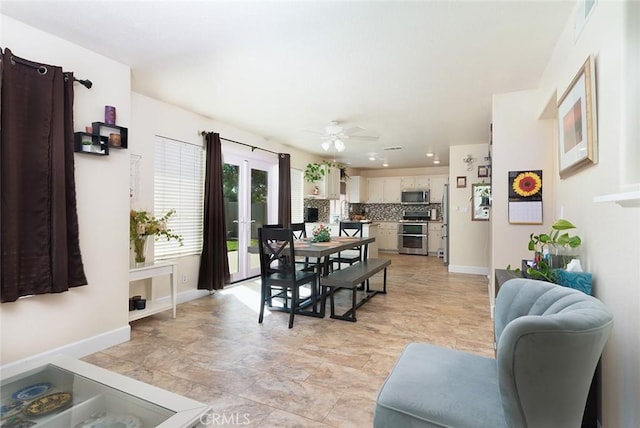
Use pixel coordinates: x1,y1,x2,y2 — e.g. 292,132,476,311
375,343,506,428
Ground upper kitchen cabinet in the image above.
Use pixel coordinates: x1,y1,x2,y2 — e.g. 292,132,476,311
367,177,401,203
324,166,340,199
348,176,368,203
429,175,449,202
401,175,430,190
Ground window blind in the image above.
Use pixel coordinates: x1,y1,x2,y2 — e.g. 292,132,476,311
291,168,303,223
154,136,204,259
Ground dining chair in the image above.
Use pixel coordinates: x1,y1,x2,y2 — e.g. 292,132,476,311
331,221,364,271
257,227,319,328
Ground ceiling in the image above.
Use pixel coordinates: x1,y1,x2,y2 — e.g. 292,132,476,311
1,1,575,169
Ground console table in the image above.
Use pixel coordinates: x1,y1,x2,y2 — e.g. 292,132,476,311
129,262,177,322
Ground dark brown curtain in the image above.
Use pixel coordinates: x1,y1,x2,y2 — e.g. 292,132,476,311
198,132,230,290
1,48,87,303
278,153,292,227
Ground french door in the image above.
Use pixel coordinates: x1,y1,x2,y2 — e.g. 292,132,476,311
223,151,278,282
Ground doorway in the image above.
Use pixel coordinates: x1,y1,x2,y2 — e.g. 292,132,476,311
223,151,277,282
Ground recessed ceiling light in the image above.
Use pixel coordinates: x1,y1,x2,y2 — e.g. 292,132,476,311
433,159,441,164
425,152,434,157
382,162,389,167
369,156,376,161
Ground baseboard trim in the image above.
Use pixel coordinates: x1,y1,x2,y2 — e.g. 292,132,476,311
448,265,490,276
0,325,130,378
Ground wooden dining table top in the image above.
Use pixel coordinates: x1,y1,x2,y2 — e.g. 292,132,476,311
248,236,374,257
292,236,374,257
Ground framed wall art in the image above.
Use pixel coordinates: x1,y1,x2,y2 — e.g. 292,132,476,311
478,165,489,178
456,176,467,188
557,55,597,177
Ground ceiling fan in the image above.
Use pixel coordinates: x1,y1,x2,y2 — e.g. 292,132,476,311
303,120,379,152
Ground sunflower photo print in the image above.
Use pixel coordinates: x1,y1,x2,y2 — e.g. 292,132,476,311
509,170,542,200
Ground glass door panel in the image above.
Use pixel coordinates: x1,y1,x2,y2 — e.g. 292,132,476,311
224,152,277,282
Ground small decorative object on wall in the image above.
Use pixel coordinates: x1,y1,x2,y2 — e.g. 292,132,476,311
456,176,467,188
508,170,543,224
105,105,116,125
462,154,476,171
478,165,489,178
557,55,597,177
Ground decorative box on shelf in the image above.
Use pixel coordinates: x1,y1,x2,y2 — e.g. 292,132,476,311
74,132,109,156
92,122,128,149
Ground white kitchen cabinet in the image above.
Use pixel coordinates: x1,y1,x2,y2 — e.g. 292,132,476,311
377,222,398,251
400,176,415,189
324,166,341,199
429,175,449,203
383,177,401,203
366,177,384,203
400,175,429,190
367,177,401,203
428,222,442,255
415,175,430,189
348,176,368,203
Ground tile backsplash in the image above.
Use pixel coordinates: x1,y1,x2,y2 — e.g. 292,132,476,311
304,199,441,222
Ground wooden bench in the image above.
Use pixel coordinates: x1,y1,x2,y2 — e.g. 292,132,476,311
320,258,391,322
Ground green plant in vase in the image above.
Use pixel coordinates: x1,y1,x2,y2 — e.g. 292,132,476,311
526,219,582,282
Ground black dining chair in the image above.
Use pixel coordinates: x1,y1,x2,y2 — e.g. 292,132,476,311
331,221,364,270
257,227,319,328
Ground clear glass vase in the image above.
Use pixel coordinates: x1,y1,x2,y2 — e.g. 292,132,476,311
549,244,580,270
133,237,148,264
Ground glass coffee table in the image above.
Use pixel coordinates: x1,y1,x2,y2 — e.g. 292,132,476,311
0,355,211,427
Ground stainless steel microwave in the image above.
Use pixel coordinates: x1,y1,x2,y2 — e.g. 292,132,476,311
401,189,429,204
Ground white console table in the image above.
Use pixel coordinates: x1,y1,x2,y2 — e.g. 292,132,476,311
129,262,177,322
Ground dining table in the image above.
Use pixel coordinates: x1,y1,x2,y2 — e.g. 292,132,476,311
250,235,376,317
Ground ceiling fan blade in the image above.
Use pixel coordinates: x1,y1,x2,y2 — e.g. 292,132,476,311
301,129,325,135
348,135,379,141
341,126,366,135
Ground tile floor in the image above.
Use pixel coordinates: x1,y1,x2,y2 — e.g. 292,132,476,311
83,253,494,427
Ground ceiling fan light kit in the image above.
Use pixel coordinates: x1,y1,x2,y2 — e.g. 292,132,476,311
304,120,378,154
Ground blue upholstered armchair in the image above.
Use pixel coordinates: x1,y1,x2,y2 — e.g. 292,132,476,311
374,278,613,428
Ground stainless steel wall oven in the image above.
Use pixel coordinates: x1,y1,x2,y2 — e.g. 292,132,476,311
397,222,429,255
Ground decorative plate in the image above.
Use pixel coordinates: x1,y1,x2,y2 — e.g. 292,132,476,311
22,392,72,417
0,401,27,420
74,411,142,428
11,382,52,400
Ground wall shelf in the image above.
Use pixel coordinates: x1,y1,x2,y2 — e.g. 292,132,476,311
74,132,109,156
92,121,128,149
593,191,640,207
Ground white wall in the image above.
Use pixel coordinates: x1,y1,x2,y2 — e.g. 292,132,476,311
448,144,491,275
0,16,131,365
493,2,640,426
490,89,556,307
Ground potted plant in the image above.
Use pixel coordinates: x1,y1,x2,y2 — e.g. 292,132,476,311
525,219,582,282
82,140,93,152
304,162,326,183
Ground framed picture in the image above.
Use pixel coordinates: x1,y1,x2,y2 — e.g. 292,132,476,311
557,55,597,177
478,165,489,178
456,176,467,188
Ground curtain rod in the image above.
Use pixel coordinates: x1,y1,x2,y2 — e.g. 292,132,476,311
200,131,281,156
8,54,92,89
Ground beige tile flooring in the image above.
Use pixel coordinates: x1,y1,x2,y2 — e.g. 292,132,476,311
83,253,494,427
